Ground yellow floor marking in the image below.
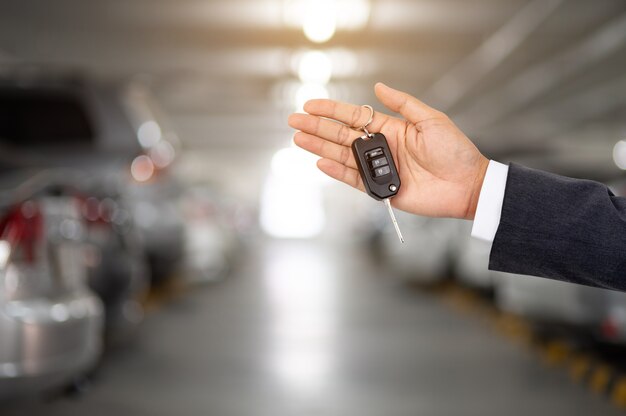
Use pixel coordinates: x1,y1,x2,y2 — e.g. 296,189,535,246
611,377,626,408
589,365,612,394
541,340,571,366
569,354,592,382
433,282,626,409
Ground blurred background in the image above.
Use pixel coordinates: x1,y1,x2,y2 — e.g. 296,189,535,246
1,0,626,414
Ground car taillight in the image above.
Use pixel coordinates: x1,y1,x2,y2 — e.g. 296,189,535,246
600,318,621,341
0,200,43,264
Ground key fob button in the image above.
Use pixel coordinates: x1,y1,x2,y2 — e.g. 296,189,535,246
370,156,388,169
365,148,384,159
373,166,391,177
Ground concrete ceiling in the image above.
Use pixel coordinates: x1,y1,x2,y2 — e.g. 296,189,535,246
1,0,625,191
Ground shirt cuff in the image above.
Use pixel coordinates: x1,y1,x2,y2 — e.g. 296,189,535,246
471,160,509,242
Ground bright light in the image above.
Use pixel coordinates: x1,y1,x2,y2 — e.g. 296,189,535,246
273,349,331,391
613,140,626,170
297,51,332,84
283,0,371,41
335,0,370,29
302,1,337,43
295,83,329,112
264,245,336,392
261,147,327,238
270,147,326,184
260,177,325,239
131,155,155,182
137,120,162,148
0,240,11,269
150,140,176,168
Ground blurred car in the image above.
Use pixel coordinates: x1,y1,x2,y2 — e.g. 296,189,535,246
0,77,153,345
0,173,103,400
0,74,185,286
495,273,607,332
593,290,626,344
379,212,460,283
78,185,148,346
181,187,240,284
126,176,185,285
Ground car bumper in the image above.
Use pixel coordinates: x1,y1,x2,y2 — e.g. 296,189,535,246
0,293,103,399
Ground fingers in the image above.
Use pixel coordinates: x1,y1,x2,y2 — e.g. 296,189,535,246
303,99,389,132
316,158,364,192
288,113,362,146
374,82,442,124
294,132,357,169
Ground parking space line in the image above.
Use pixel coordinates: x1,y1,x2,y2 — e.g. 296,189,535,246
611,378,626,408
590,365,612,394
426,281,626,412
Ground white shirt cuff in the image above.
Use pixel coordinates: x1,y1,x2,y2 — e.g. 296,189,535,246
471,161,509,242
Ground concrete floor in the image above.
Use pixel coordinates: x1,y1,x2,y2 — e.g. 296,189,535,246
5,240,623,415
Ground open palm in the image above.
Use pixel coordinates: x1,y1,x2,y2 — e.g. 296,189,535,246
288,83,489,220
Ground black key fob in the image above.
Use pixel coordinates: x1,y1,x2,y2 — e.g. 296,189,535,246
351,133,401,201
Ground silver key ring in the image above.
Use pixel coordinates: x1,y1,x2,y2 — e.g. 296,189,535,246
358,105,374,137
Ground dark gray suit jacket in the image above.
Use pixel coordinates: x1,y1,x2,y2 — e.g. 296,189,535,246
489,163,626,291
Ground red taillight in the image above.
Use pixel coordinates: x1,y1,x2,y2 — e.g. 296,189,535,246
600,318,620,340
0,201,43,263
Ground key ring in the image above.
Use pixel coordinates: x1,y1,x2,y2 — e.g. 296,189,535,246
358,105,374,138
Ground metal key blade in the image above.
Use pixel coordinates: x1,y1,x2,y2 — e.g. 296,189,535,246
383,198,404,243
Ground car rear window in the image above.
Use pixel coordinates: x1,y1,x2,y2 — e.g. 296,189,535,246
0,88,95,146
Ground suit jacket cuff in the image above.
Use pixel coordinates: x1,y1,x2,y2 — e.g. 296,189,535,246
471,160,509,242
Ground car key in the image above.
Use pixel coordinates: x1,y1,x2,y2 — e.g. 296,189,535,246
352,130,405,243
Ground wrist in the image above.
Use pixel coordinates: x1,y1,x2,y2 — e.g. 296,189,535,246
464,156,490,220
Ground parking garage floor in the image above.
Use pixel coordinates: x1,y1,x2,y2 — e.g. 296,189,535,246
5,240,623,415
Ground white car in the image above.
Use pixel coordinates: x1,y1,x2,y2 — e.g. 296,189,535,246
181,187,239,284
494,272,606,328
0,184,103,400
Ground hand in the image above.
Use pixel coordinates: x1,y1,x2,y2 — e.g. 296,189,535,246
287,83,490,220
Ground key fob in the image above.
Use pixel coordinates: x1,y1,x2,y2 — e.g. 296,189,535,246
351,133,401,201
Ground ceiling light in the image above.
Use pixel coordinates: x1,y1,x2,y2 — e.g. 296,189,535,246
298,51,333,84
283,0,370,37
303,2,337,43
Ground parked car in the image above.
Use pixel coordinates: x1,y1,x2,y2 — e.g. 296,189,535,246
495,273,607,332
0,73,185,286
126,176,185,285
0,172,103,400
77,182,148,346
181,186,240,284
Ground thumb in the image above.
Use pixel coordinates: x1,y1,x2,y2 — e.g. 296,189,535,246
375,82,440,124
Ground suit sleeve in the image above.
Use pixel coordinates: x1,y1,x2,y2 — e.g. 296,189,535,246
489,163,626,291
